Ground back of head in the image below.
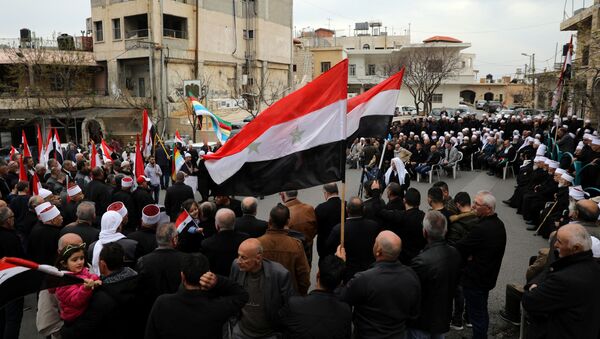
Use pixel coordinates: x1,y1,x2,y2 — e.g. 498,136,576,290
318,255,345,291
404,188,420,207
156,223,177,247
215,208,236,231
387,182,402,198
454,192,471,208
181,253,210,287
362,180,374,198
346,196,364,217
576,200,600,222
476,190,496,213
323,183,339,195
269,203,290,229
99,242,125,271
16,181,29,193
428,187,444,204
423,210,447,241
560,223,592,253
433,181,449,194
241,197,258,215
200,201,216,219
91,166,104,179
76,201,96,222
375,230,402,261
284,190,298,199
176,171,185,182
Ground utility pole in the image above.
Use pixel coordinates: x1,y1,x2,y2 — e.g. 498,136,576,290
532,53,536,109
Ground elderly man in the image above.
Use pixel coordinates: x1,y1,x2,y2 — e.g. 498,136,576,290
230,238,295,339
280,190,317,264
128,204,161,257
59,201,99,245
258,204,310,295
522,224,600,338
455,191,506,339
341,231,421,338
28,204,63,265
62,183,85,226
202,208,249,276
112,176,136,232
235,197,268,238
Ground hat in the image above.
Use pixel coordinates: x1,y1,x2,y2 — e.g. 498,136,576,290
121,176,134,188
101,210,123,234
67,184,82,197
34,202,52,215
39,205,60,223
198,150,205,156
569,185,587,201
592,237,600,258
592,138,600,146
137,175,150,184
107,201,128,218
121,161,130,168
141,204,161,224
184,152,191,158
554,168,566,175
548,161,559,169
534,156,547,163
584,133,593,140
561,172,574,183
38,188,52,199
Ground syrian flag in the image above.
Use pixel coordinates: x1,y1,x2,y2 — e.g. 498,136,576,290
0,257,82,308
90,141,102,169
135,134,145,178
18,155,28,182
36,125,45,165
100,138,114,163
44,129,63,163
203,59,348,196
347,68,404,141
9,146,19,160
32,173,41,196
175,130,185,146
21,131,32,158
142,109,153,158
175,210,193,233
552,36,573,110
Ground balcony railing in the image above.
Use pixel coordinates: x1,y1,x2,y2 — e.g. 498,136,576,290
125,29,150,39
163,29,188,39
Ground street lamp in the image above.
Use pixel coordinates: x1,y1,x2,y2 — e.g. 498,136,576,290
522,53,536,108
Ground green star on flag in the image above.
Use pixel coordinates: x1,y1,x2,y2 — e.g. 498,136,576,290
248,142,261,154
291,126,305,144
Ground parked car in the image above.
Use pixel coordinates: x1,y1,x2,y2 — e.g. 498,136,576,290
514,108,535,116
401,106,418,115
483,101,502,113
476,100,487,110
497,109,515,116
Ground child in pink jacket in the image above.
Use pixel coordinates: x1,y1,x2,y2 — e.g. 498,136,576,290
54,243,101,323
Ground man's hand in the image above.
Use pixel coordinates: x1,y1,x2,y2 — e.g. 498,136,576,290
335,245,347,262
199,272,217,291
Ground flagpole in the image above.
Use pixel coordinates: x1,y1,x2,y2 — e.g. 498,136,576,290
155,133,171,160
378,139,388,170
340,94,348,248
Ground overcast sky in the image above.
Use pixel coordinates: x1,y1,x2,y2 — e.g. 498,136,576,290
0,0,578,77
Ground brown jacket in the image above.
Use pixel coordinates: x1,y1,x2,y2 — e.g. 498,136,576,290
258,229,311,295
285,199,317,245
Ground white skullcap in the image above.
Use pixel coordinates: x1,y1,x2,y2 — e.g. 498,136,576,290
121,161,130,168
37,188,52,199
592,138,600,146
591,237,600,258
561,172,574,183
569,186,587,201
549,161,559,169
34,202,52,215
107,201,128,218
199,151,206,156
555,168,566,175
535,156,547,163
576,141,584,151
39,205,60,223
67,184,82,197
184,152,191,158
142,204,161,224
534,139,541,145
584,133,593,140
121,177,133,188
101,210,123,234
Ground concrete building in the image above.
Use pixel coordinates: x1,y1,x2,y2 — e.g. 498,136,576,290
89,0,293,142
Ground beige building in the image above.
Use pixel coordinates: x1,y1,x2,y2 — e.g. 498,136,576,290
90,0,293,142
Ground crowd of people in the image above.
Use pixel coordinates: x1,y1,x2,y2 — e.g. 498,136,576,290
0,111,599,338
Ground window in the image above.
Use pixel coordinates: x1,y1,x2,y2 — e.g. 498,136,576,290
461,60,466,69
112,18,121,40
367,64,376,76
349,64,356,76
321,62,331,73
163,14,188,39
243,29,254,39
94,21,103,41
432,93,443,103
362,44,370,50
292,64,297,72
427,59,443,73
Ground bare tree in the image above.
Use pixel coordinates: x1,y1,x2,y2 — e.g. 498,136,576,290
233,68,290,117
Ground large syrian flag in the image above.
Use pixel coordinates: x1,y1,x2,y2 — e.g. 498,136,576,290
552,36,573,110
0,257,82,308
347,67,404,141
203,59,349,196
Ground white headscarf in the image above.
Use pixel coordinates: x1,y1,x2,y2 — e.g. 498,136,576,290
92,211,125,275
385,157,408,185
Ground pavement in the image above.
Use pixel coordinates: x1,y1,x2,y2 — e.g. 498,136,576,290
19,166,545,338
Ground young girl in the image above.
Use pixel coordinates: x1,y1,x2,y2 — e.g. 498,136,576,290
54,243,102,323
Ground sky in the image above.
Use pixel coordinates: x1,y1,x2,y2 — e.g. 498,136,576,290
0,0,579,78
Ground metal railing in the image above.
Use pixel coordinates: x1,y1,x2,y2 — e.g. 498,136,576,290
163,29,188,39
125,29,150,39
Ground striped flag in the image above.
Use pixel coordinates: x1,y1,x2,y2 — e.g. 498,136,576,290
21,131,32,158
9,146,19,160
171,147,184,180
100,138,114,163
90,141,102,169
142,109,153,158
135,134,144,179
36,125,45,165
552,36,573,110
191,99,232,143
175,130,185,146
175,210,193,233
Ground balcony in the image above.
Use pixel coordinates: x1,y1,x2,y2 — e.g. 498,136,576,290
125,29,150,39
560,4,597,31
163,29,187,39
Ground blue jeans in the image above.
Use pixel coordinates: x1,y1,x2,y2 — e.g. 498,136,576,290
151,184,160,203
407,328,445,339
160,170,170,189
463,287,489,339
415,164,431,174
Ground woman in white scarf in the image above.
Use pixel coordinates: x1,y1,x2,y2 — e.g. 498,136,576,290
385,157,409,186
91,211,124,275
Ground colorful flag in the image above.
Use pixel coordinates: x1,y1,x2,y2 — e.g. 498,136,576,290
552,36,573,110
175,130,185,146
171,147,184,180
191,100,232,143
21,131,32,158
36,125,45,165
142,109,153,158
18,155,27,182
203,59,348,196
90,141,101,169
347,67,405,140
32,173,41,196
135,134,144,179
9,146,19,160
100,138,114,163
175,209,193,233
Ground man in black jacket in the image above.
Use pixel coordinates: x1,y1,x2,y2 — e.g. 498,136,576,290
455,191,506,339
341,230,420,338
281,255,351,339
0,207,25,339
235,197,268,238
522,223,600,339
202,208,249,276
84,167,111,218
128,204,160,257
164,172,194,221
314,183,342,258
131,176,155,229
59,201,99,245
112,176,137,232
408,211,461,338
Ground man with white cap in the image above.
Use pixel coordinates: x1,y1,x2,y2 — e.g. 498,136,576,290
27,204,63,265
62,183,85,226
128,204,161,257
180,152,198,177
111,175,137,232
88,209,138,274
84,167,111,217
533,171,573,236
132,175,155,218
521,159,559,225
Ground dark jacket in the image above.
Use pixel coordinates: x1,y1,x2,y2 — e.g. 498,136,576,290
59,222,100,246
522,250,600,339
235,215,268,238
164,182,194,221
341,261,421,339
326,217,380,282
280,290,352,339
455,213,506,290
201,230,249,276
27,222,61,265
112,189,137,232
409,240,461,333
84,179,111,216
447,213,478,246
0,226,24,258
145,277,249,339
376,205,426,265
127,228,157,258
314,197,342,257
88,238,138,268
131,187,155,225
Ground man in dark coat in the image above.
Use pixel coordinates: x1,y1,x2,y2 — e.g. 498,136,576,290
341,231,421,339
59,201,99,246
280,255,351,339
235,197,268,238
202,208,249,276
314,183,342,259
84,167,111,218
164,172,194,221
145,253,249,339
111,176,137,232
131,176,155,227
522,223,600,339
455,191,506,339
27,205,63,265
408,211,461,338
154,143,171,190
0,207,25,339
127,204,160,258
0,160,11,202
327,197,380,283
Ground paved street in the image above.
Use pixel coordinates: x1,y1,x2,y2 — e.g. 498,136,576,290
20,166,544,338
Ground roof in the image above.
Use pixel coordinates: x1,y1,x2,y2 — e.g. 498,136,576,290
315,28,335,34
423,36,463,43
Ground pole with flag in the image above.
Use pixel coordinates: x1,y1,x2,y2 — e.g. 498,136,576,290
552,36,573,145
36,124,45,165
190,99,232,144
142,109,153,158
100,138,114,163
135,134,144,179
90,141,101,169
32,173,41,196
21,131,32,158
9,146,19,160
175,130,185,146
18,155,27,182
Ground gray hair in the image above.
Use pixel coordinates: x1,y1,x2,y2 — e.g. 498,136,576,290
215,208,236,231
28,195,44,210
476,190,496,212
563,224,592,252
156,223,177,247
423,210,447,241
76,201,96,222
241,197,258,215
0,207,12,224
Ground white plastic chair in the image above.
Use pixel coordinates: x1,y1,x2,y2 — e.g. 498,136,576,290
502,152,519,180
